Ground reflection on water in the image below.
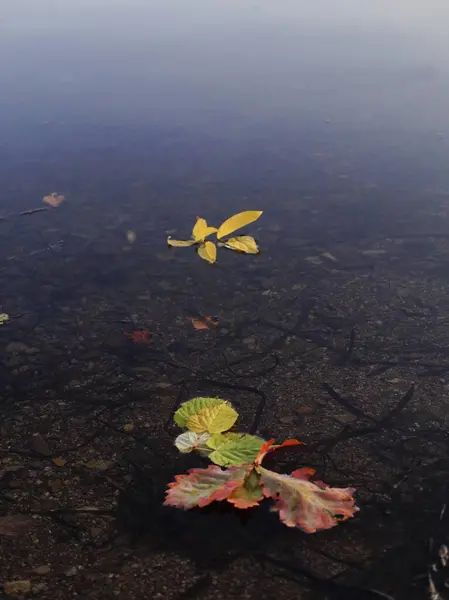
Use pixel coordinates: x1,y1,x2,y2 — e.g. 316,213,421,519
1,1,449,599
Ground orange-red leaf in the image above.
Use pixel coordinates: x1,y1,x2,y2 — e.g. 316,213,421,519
255,438,303,465
189,316,219,330
42,192,65,208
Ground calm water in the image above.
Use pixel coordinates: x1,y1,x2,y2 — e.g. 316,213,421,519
2,2,449,599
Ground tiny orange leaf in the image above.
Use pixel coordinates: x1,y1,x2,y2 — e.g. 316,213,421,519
43,192,65,208
52,457,66,467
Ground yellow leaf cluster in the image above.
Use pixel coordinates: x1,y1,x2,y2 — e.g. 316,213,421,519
167,211,262,263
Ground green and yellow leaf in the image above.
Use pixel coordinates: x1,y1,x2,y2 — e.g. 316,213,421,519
197,241,217,264
216,211,263,240
173,397,227,428
206,433,265,466
221,235,259,254
167,237,196,247
192,217,217,242
187,402,238,434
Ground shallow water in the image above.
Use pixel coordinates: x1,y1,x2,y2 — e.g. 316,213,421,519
2,2,449,599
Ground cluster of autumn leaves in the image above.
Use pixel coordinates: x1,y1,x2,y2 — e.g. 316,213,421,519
167,210,263,264
165,397,359,533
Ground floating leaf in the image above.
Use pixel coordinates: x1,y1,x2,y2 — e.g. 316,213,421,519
216,211,263,240
0,515,35,538
197,241,217,264
52,457,66,467
174,431,211,454
126,230,137,244
42,192,65,208
206,433,265,466
123,423,134,433
0,313,9,326
167,237,196,247
189,316,219,330
192,217,217,242
164,464,249,509
255,438,304,465
220,235,259,254
227,468,264,508
173,397,227,428
187,402,238,434
257,465,359,533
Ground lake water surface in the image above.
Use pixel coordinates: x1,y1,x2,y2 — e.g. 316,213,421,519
2,2,449,599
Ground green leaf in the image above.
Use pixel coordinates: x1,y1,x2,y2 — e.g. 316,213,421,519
206,433,265,466
187,403,238,434
173,397,228,428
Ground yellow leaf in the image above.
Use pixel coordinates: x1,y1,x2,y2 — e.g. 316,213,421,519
221,235,259,254
124,423,134,433
192,217,217,242
216,211,263,240
167,237,196,247
197,241,217,264
52,457,66,467
187,402,238,434
0,313,9,326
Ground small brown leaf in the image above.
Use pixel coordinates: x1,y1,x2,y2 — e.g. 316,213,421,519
52,457,66,467
32,565,51,575
123,423,134,433
42,192,65,208
189,316,219,330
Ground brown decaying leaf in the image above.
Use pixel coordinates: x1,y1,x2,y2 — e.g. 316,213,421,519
189,316,219,330
42,192,65,208
52,457,66,467
0,515,35,537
